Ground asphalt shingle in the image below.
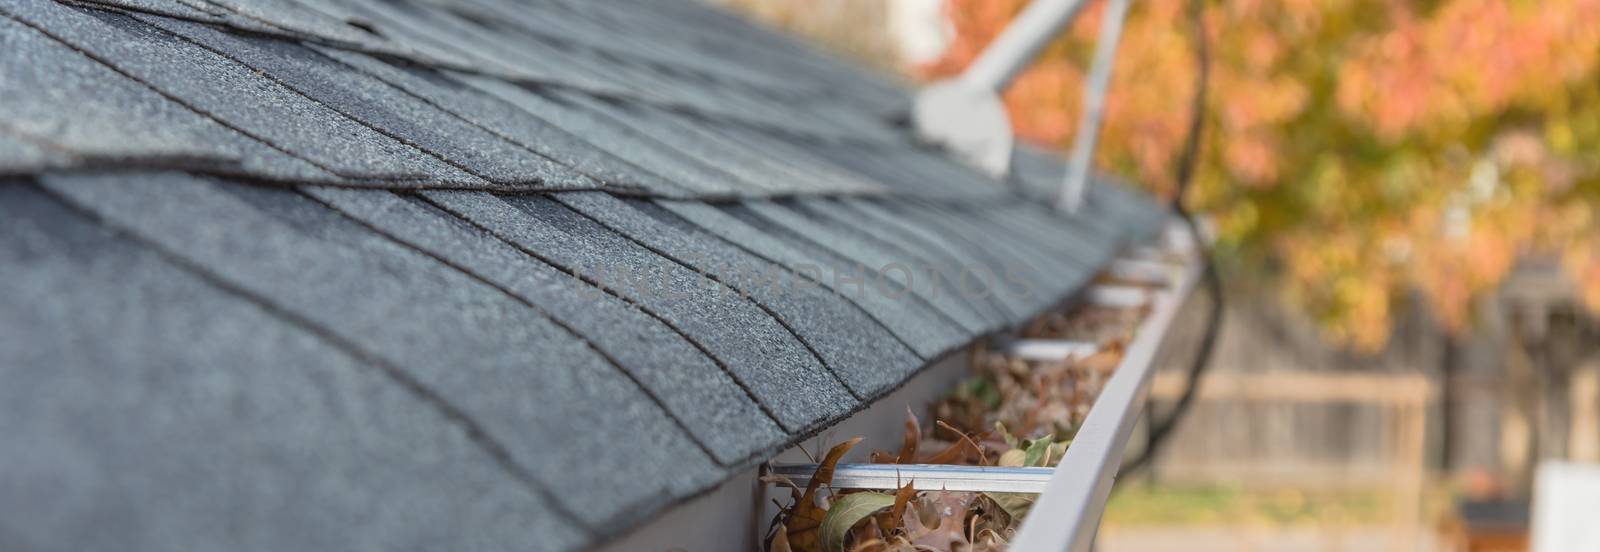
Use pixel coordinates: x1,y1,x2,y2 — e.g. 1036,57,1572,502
0,0,1173,548
0,184,587,552
301,186,785,465
0,130,68,173
1011,146,1169,242
655,199,971,359
309,47,681,194
456,75,749,197
39,172,723,531
789,197,1017,326
737,200,995,334
420,190,859,432
0,12,328,180
140,14,593,190
6,1,465,183
554,191,923,398
830,198,1035,321
878,201,1091,313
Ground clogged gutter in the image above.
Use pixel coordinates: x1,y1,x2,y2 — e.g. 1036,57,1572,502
762,234,1192,552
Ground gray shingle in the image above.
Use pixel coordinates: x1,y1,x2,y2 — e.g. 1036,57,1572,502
457,75,750,198
798,139,1005,200
6,1,470,183
38,172,722,531
300,186,784,465
1086,177,1168,242
309,47,684,195
293,0,546,80
0,12,330,181
981,201,1119,264
420,190,858,432
0,130,68,173
553,191,923,398
789,197,1016,327
829,198,1035,322
121,0,228,19
0,0,1173,547
140,14,593,190
655,199,970,359
1010,146,1168,242
0,185,587,552
553,93,794,195
737,200,994,334
870,200,1088,315
199,0,394,49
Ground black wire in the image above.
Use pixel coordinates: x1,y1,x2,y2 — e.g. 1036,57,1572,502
1120,0,1221,477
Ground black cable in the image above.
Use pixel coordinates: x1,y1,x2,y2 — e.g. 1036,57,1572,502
1120,0,1221,477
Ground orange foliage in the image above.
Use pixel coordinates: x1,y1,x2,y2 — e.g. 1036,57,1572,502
923,0,1600,349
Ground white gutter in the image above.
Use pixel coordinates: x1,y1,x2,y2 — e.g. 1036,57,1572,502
1009,219,1202,550
756,219,1201,551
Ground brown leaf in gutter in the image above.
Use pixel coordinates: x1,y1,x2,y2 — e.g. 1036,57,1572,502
982,492,1036,525
770,522,793,552
767,285,1156,551
902,491,974,549
921,439,971,465
821,492,896,552
897,407,920,463
933,420,988,465
872,480,916,534
788,437,862,552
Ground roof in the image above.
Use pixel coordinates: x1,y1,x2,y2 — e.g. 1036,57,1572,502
0,0,1166,549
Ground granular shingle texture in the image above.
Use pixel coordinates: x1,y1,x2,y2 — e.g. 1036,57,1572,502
0,0,1170,549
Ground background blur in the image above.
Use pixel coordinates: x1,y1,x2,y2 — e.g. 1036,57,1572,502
718,1,1600,549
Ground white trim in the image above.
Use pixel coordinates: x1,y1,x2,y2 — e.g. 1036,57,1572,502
768,463,1055,494
1010,221,1203,551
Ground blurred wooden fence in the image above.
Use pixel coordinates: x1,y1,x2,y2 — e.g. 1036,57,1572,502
1141,370,1434,548
1146,371,1432,489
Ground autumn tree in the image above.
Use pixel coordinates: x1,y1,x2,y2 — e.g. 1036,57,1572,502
924,0,1600,350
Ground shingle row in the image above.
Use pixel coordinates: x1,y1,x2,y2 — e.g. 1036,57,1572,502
0,0,1171,549
57,0,901,146
10,164,1156,550
6,0,1157,208
0,185,590,552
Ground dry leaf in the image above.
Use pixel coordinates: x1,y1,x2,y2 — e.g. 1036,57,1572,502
896,407,920,463
819,492,895,552
902,491,974,549
770,522,793,552
983,492,1036,523
873,480,915,534
788,437,862,552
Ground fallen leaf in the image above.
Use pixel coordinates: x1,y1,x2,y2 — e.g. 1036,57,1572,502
770,522,793,552
789,437,862,552
875,481,915,533
1023,435,1054,467
896,407,920,463
983,491,1037,523
820,493,897,552
848,538,887,552
902,491,974,549
994,422,1019,449
921,439,966,464
935,420,987,465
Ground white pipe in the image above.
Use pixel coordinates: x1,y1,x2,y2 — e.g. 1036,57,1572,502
1059,0,1134,212
962,0,1094,93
